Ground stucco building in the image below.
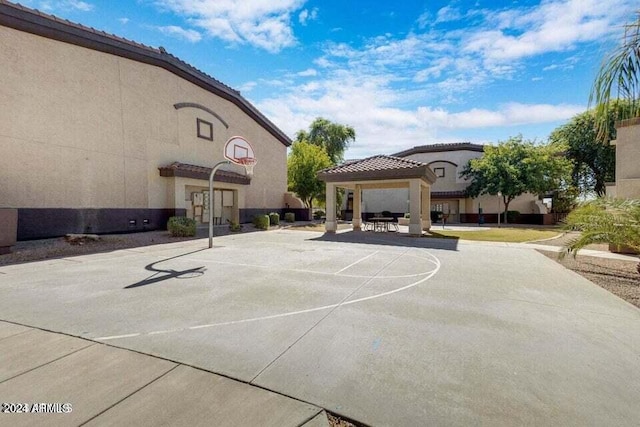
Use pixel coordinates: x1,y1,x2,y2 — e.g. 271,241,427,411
0,1,301,239
606,118,640,199
343,143,547,223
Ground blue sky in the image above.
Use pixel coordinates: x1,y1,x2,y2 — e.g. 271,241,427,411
20,0,637,158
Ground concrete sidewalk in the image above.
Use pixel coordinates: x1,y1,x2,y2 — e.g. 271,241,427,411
0,321,328,427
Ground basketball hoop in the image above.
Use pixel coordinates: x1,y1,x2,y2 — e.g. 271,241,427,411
224,136,257,178
237,157,257,178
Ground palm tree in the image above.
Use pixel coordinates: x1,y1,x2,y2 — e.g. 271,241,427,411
295,118,356,165
562,198,640,274
590,11,640,140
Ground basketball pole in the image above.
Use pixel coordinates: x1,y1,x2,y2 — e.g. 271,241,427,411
209,160,231,249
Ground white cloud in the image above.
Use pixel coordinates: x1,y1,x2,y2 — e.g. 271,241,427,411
297,68,317,77
154,0,305,52
238,81,257,92
463,0,633,62
298,7,318,26
435,6,462,24
34,0,93,12
118,17,130,25
253,0,633,157
416,10,431,29
65,0,92,11
417,103,583,129
156,25,202,43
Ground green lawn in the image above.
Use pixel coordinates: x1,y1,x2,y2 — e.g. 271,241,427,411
427,227,562,243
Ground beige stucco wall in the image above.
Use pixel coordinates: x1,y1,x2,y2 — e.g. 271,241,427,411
612,121,640,199
0,25,287,210
357,149,543,217
403,150,480,193
464,193,542,215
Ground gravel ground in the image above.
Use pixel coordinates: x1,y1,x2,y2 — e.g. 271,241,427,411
328,413,356,427
0,222,315,267
534,231,639,308
0,230,201,266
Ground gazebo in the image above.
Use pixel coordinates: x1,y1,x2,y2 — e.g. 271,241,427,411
317,155,437,235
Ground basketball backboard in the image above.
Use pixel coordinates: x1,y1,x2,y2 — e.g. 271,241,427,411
224,136,256,164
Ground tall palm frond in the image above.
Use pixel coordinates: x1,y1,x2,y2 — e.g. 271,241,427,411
590,12,640,140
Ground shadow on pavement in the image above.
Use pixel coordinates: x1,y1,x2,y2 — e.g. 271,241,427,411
309,230,460,251
126,248,208,289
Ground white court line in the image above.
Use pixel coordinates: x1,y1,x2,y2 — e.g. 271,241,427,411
95,249,441,341
185,252,437,279
333,251,379,274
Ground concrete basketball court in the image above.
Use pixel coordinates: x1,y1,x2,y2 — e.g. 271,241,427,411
1,229,639,426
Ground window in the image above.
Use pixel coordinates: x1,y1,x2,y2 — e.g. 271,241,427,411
197,118,213,141
433,167,445,178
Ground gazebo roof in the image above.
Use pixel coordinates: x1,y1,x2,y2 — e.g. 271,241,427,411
318,155,437,183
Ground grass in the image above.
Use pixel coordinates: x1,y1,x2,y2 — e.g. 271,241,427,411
427,227,561,243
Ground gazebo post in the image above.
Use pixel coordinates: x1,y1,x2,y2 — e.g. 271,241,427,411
353,184,362,230
409,179,422,236
325,182,337,233
421,183,431,231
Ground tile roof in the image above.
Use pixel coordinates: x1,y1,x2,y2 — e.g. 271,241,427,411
158,162,250,185
318,155,437,183
0,0,291,146
320,155,426,174
392,142,485,157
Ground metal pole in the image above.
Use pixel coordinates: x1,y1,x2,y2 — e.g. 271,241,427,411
209,160,231,248
497,192,501,228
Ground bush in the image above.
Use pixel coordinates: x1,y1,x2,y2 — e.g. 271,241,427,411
502,210,520,223
404,213,410,219
313,210,325,220
253,215,270,230
167,216,196,237
430,211,443,222
227,219,242,232
284,212,295,223
269,212,280,226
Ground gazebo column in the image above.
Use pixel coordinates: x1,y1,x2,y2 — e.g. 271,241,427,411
409,179,422,236
353,185,362,230
421,183,431,230
325,182,337,233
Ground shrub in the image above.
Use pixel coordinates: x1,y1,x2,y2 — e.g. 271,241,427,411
503,210,520,223
253,215,270,230
404,213,410,219
227,219,242,232
167,216,196,237
284,212,295,223
269,212,280,226
430,211,443,222
313,210,325,220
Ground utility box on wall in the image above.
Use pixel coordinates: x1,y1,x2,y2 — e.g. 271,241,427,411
0,208,18,254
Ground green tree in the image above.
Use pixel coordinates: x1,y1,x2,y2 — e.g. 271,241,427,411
590,11,640,139
287,141,331,210
295,117,356,165
461,136,571,224
562,198,640,275
549,110,615,197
